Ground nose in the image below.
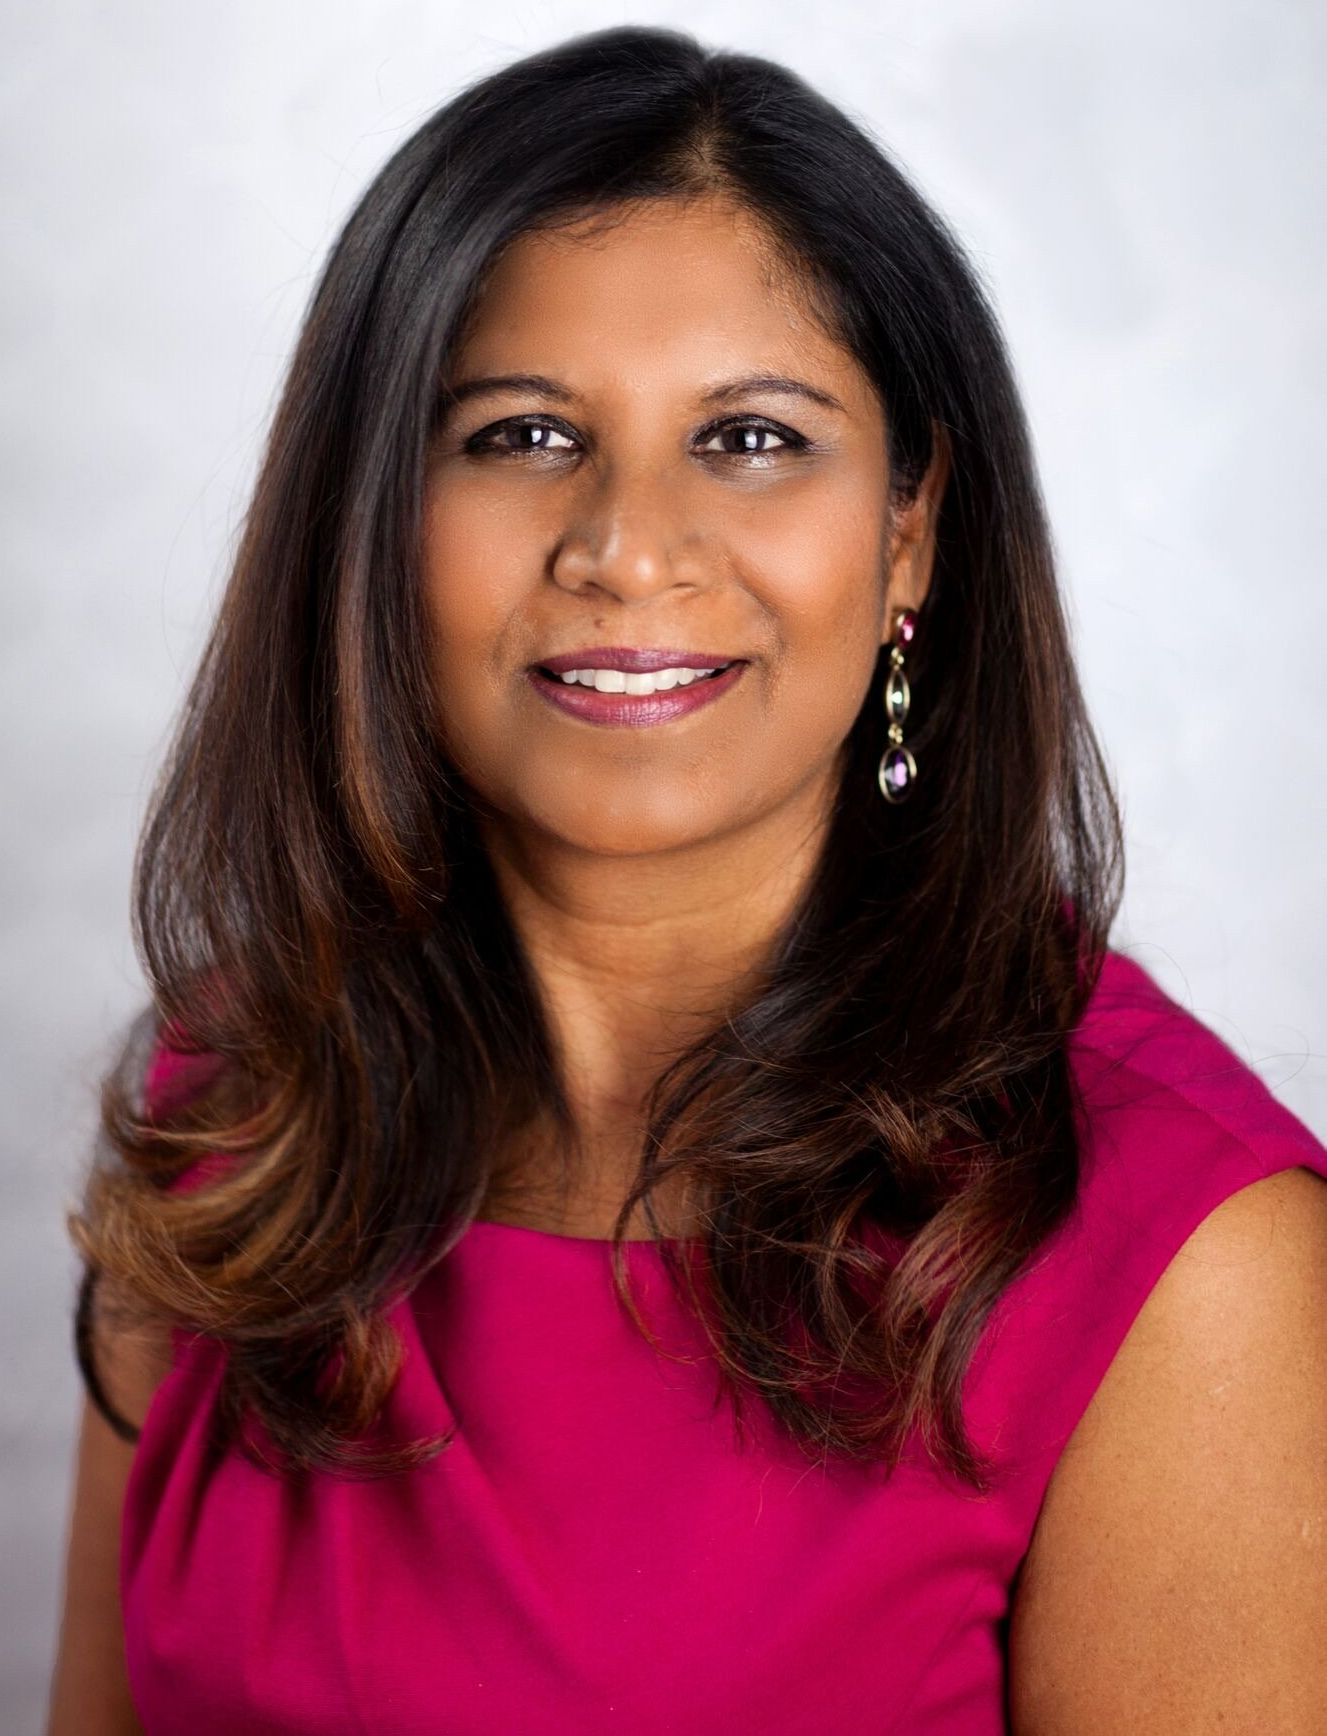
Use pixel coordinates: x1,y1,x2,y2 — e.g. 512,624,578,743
550,461,708,602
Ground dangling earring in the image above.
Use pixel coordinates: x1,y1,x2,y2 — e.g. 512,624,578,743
877,607,917,804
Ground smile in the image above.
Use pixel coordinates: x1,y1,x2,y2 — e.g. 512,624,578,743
527,660,747,727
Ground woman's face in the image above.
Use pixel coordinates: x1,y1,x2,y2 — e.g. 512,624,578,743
422,194,938,858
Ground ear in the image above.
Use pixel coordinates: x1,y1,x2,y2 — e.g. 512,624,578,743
882,420,951,645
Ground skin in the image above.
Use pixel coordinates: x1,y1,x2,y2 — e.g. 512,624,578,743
47,1288,167,1735
1008,1163,1327,1732
421,192,947,1235
48,190,1326,1735
417,191,1327,1730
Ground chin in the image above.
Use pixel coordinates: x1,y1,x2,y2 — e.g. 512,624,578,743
538,811,712,860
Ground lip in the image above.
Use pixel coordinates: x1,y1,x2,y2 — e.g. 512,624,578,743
527,660,747,728
534,646,741,675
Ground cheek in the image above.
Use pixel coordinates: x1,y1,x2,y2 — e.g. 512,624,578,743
755,575,884,777
744,488,887,696
421,486,500,646
740,456,886,597
418,495,519,770
419,484,545,702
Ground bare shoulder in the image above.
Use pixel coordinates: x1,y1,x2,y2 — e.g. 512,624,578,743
1008,1164,1327,1735
85,1273,178,1435
47,1279,176,1736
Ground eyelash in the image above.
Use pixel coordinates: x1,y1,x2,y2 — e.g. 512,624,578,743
461,413,812,465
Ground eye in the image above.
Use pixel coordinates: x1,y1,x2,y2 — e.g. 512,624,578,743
458,411,812,465
463,416,580,458
695,416,808,464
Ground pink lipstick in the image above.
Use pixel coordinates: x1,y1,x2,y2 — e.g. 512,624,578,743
527,648,748,728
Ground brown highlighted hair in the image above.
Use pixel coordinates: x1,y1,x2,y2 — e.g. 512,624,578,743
68,24,1123,1491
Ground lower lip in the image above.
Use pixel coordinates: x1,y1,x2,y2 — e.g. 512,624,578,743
526,662,747,727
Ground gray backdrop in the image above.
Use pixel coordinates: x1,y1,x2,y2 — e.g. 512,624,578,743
5,1,1324,1725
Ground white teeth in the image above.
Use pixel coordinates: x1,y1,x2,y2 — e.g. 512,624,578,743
554,664,728,694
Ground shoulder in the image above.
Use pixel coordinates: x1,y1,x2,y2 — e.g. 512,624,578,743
1068,950,1323,1175
965,949,1327,1725
1006,1143,1327,1729
970,951,1327,1464
84,1270,179,1436
1057,946,1327,1339
1062,1158,1327,1437
1152,1158,1327,1299
1080,1158,1327,1455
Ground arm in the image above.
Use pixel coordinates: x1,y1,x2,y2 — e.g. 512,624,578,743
46,1284,174,1736
1008,1164,1327,1733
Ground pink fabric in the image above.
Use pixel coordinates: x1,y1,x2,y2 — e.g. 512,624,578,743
121,949,1327,1733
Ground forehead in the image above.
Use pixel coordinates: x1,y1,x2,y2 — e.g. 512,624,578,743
451,196,870,406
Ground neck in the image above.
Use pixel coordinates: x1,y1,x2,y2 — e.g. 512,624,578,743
473,765,837,1229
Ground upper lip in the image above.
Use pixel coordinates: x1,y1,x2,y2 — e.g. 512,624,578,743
534,646,743,674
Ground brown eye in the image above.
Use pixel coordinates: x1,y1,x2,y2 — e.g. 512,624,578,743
696,417,806,460
464,417,579,457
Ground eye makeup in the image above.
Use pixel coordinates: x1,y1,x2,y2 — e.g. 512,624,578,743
458,411,820,466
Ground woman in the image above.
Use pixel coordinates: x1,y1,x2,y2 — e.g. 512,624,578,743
49,24,1326,1734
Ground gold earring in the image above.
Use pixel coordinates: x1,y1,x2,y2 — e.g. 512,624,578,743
877,607,917,804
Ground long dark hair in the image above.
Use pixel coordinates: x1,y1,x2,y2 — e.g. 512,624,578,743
69,24,1123,1491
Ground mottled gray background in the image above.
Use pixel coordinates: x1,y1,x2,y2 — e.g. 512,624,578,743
4,1,1324,1725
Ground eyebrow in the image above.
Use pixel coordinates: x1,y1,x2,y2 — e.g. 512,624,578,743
439,370,848,416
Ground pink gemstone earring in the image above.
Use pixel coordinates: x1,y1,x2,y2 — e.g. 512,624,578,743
877,607,917,804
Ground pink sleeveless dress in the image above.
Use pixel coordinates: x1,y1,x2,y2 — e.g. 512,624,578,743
119,949,1327,1733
